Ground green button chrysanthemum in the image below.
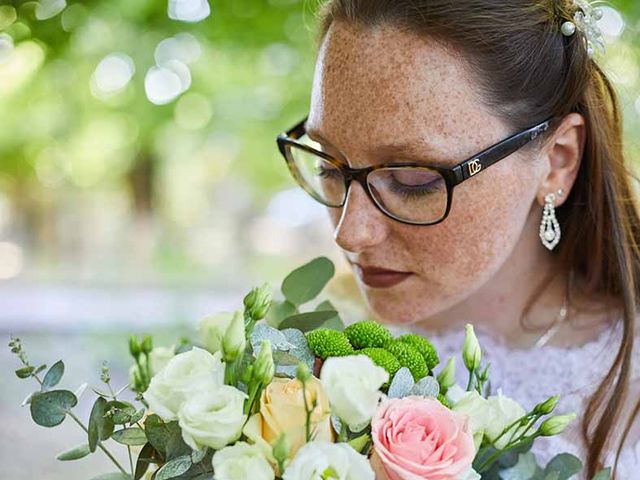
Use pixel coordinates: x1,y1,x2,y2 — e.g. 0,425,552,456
384,340,428,381
359,347,401,381
344,320,393,349
306,328,354,360
398,333,440,371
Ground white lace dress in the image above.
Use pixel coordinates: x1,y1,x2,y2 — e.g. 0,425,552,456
391,321,640,478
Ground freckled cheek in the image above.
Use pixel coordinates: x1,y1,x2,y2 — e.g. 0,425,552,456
405,172,532,286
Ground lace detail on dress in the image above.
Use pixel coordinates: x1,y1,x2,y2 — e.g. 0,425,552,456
388,321,640,478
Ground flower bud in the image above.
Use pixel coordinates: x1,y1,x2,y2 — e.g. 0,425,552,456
254,340,275,385
271,433,290,471
538,413,576,436
199,312,234,354
222,310,246,362
244,283,272,321
129,335,141,359
437,357,456,391
141,335,153,355
296,362,312,383
534,395,560,415
462,324,482,372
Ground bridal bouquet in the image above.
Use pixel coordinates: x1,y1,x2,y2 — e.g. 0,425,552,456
9,257,612,480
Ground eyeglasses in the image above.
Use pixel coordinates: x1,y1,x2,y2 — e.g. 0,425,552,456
276,115,555,226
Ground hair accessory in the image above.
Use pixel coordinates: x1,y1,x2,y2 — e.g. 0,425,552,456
560,0,605,59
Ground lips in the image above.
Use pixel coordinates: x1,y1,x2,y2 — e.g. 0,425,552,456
353,264,413,288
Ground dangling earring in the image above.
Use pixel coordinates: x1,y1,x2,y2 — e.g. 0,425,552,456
539,188,563,251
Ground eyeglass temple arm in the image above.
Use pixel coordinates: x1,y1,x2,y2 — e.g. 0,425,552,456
452,118,554,185
281,116,308,141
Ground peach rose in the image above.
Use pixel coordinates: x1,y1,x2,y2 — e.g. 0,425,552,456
371,396,476,480
244,376,334,463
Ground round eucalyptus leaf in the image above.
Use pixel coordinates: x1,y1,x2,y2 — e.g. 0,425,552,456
30,390,77,427
42,360,65,390
155,454,192,480
112,427,148,446
56,443,91,461
281,257,335,306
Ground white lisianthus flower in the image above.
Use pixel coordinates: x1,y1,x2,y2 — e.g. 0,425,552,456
485,391,526,449
149,346,175,376
178,385,247,450
143,347,224,421
212,442,275,480
282,441,374,480
462,467,482,480
452,390,491,450
320,355,388,432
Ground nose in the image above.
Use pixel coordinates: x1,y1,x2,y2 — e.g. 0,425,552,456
332,181,390,254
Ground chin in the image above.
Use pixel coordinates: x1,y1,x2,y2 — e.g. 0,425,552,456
359,283,440,326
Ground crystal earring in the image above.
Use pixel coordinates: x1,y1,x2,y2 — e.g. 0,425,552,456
539,189,563,251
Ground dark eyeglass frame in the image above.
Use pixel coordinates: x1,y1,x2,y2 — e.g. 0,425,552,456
276,115,557,226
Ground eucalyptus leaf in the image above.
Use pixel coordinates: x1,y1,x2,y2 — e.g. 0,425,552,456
134,442,155,480
74,382,89,400
89,474,131,480
89,397,114,453
314,300,345,331
277,328,315,377
15,366,34,379
30,390,77,427
410,376,440,398
265,299,297,328
272,350,303,366
592,468,612,480
106,400,137,424
34,364,47,375
499,452,540,480
155,454,192,480
130,407,145,424
250,323,292,353
145,414,191,460
191,447,207,464
387,367,415,399
56,443,91,461
281,257,335,306
544,453,582,480
42,360,65,390
278,310,338,332
112,427,148,446
21,391,35,407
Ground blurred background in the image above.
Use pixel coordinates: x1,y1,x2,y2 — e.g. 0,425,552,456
1,0,639,478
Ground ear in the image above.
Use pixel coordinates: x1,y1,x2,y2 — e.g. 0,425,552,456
535,112,586,207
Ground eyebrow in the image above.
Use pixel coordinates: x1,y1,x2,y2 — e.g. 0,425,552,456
305,128,452,168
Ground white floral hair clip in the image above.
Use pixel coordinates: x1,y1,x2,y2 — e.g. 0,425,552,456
560,0,605,59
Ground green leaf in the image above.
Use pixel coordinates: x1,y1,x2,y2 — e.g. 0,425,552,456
281,257,335,306
544,453,583,480
499,452,540,480
314,300,345,331
272,350,303,366
134,442,155,480
144,414,191,461
112,427,148,446
30,390,77,427
592,468,612,480
89,397,114,453
130,407,145,424
106,400,137,424
155,454,192,480
278,310,339,332
34,364,47,375
15,366,34,378
42,360,65,390
266,299,297,328
56,443,91,461
89,474,131,480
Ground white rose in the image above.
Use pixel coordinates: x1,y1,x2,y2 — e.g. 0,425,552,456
178,385,247,450
282,441,374,480
320,355,388,431
452,391,492,435
212,442,275,480
143,347,224,421
485,391,526,449
198,311,235,354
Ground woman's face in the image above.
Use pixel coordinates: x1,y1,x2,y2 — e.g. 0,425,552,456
306,21,548,325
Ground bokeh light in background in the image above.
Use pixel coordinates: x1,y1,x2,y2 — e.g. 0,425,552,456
0,1,639,477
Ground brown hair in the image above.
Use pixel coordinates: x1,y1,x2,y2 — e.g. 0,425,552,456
312,0,640,476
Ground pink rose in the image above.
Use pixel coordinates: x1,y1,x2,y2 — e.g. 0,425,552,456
371,396,475,480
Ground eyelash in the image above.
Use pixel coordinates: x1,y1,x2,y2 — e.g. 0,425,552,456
318,166,442,198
